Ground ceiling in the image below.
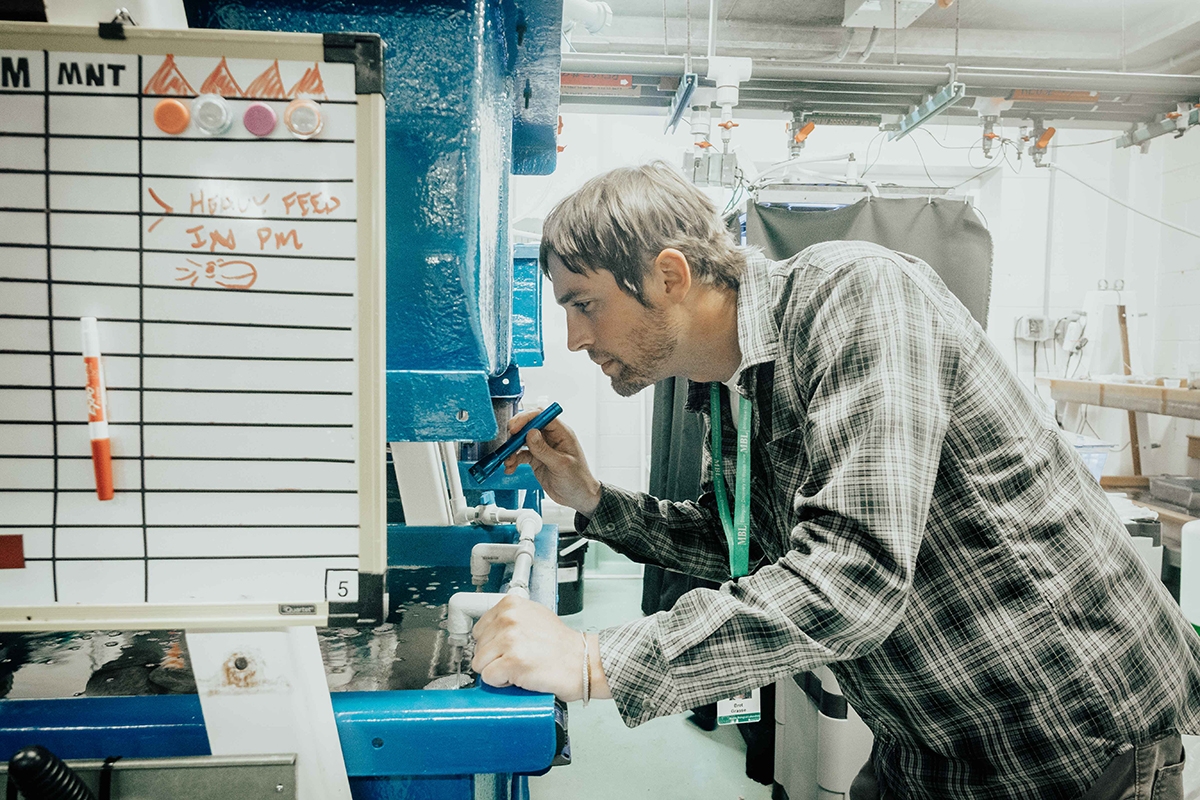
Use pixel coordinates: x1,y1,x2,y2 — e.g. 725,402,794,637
586,0,1200,70
562,0,1200,127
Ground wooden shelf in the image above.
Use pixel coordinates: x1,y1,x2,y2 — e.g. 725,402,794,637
1036,377,1200,421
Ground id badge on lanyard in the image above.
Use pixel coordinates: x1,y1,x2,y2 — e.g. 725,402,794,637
710,383,751,578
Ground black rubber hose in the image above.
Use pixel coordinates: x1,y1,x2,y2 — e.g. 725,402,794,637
7,745,96,800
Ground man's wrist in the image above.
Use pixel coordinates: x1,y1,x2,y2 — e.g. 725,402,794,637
575,479,603,518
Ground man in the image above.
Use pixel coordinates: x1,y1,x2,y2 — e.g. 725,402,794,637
471,162,1199,798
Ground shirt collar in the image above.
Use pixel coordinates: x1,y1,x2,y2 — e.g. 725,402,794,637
731,251,781,375
684,251,780,411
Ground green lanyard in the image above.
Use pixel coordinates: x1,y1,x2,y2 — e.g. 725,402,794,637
710,382,751,578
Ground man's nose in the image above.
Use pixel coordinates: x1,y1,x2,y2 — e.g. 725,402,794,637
565,315,592,353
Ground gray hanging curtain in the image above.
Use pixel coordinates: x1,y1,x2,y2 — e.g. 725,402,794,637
745,196,994,328
642,376,710,616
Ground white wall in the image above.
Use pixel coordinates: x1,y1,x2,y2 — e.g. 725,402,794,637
1152,130,1200,477
513,110,1199,520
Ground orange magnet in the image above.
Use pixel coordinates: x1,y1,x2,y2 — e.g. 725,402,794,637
1036,127,1057,149
284,98,324,140
154,98,191,135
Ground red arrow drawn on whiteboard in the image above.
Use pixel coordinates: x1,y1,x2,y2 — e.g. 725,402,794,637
147,187,174,233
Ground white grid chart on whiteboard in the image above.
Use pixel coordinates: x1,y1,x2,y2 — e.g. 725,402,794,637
0,49,363,606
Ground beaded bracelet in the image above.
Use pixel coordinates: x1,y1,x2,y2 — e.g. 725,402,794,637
581,632,590,707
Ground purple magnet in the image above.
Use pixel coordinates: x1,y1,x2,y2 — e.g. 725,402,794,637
243,102,277,137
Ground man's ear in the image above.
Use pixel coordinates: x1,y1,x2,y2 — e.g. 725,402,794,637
653,248,692,303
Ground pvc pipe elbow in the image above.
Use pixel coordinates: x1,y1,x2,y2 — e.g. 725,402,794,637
470,542,520,585
514,509,542,541
446,591,503,639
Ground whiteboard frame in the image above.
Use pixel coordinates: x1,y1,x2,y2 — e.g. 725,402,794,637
0,22,387,630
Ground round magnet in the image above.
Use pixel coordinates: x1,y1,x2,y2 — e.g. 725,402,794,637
192,93,233,136
243,101,277,137
153,98,190,135
283,98,324,140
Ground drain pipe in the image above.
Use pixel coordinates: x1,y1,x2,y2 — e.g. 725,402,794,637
447,506,543,646
437,442,545,645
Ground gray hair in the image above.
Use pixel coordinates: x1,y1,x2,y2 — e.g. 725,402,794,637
539,161,749,305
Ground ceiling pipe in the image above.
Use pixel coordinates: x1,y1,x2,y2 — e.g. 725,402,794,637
821,28,856,63
857,27,881,64
559,53,1200,95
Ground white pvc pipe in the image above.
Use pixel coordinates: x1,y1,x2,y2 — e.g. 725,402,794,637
448,505,544,642
469,538,536,586
447,592,504,644
470,542,523,586
754,152,857,184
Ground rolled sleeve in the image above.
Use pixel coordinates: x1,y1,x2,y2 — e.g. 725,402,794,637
576,483,732,582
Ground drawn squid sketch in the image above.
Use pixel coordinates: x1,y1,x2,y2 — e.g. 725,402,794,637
175,257,258,289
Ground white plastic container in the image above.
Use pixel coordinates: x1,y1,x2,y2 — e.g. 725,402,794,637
1066,432,1113,483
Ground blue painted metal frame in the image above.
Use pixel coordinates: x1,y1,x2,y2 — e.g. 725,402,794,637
511,244,544,368
0,524,560,783
0,696,210,760
336,684,554,777
0,691,553,778
184,0,561,442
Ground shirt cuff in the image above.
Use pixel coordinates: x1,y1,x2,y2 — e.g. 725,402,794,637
572,482,642,540
598,614,685,727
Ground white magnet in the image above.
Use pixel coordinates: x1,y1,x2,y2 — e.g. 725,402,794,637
192,93,234,136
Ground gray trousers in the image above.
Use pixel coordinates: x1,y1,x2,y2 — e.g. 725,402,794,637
848,734,1186,800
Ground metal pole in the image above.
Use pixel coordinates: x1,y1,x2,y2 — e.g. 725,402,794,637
707,0,717,59
1042,139,1058,322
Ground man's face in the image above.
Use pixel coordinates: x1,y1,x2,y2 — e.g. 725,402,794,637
547,253,680,397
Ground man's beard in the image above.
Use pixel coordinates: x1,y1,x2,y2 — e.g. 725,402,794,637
600,306,678,397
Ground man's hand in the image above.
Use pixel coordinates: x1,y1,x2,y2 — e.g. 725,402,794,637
503,408,602,516
471,594,610,701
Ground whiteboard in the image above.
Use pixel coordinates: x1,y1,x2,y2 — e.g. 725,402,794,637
0,24,387,630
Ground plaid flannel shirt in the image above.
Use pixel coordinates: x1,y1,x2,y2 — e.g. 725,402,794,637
579,241,1200,799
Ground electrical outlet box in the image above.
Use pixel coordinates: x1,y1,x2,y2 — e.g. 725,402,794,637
1015,315,1054,342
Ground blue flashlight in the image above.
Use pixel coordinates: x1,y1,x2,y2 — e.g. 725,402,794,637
467,403,564,484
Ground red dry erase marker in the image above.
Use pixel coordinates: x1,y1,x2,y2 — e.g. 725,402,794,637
81,317,114,501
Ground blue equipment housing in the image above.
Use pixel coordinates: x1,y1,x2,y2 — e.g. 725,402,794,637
185,0,560,442
0,3,566,799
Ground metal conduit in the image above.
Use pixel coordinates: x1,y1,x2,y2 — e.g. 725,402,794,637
560,53,1200,95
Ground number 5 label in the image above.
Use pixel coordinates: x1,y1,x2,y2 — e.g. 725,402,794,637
325,570,359,602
